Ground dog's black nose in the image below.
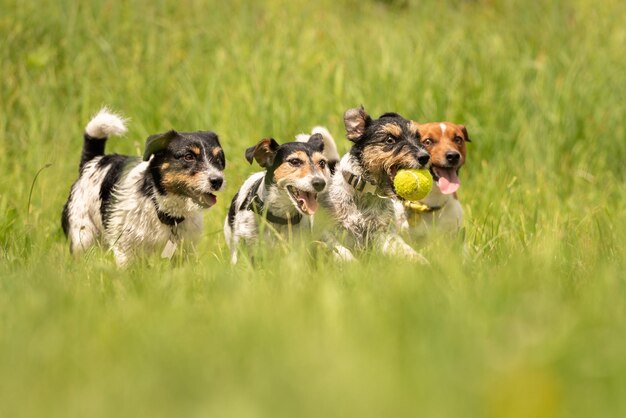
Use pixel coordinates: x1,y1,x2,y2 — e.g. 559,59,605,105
311,178,326,192
417,150,430,167
209,176,224,190
446,152,460,165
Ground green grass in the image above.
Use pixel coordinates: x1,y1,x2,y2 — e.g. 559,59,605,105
1,0,625,416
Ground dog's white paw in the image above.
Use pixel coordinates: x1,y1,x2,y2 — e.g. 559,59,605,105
333,245,356,262
407,250,430,265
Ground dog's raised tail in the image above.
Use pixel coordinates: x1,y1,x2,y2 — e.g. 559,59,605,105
296,126,340,174
80,107,128,170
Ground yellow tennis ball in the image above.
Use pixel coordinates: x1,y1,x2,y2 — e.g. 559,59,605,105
393,168,433,201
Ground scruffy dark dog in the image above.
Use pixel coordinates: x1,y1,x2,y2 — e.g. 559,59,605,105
62,108,225,266
224,134,334,264
319,106,431,262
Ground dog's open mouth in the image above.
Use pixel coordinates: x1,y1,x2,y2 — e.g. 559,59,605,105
388,165,405,196
387,165,402,196
431,166,460,195
389,165,400,182
287,185,318,215
196,192,217,208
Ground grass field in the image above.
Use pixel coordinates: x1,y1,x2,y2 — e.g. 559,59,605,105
1,0,625,416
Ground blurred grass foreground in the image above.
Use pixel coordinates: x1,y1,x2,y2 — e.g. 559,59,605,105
0,0,625,417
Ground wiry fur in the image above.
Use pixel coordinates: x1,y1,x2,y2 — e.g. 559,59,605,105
224,135,330,264
62,108,225,266
318,107,431,262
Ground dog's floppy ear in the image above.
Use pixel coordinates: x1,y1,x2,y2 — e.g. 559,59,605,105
245,138,280,168
344,106,371,142
143,130,179,161
307,133,325,153
460,125,471,142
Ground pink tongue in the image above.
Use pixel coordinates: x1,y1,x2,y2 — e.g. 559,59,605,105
436,168,460,195
298,192,318,215
203,193,217,207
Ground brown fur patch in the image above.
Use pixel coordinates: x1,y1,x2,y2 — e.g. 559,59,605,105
162,170,202,193
246,138,278,168
311,152,327,166
273,150,313,183
212,147,222,157
190,146,201,155
417,122,467,168
361,146,419,182
381,123,402,138
408,121,420,137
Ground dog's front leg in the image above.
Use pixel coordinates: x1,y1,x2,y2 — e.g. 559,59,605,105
112,246,131,268
319,231,356,262
228,211,259,265
392,199,410,233
333,244,356,262
377,232,429,264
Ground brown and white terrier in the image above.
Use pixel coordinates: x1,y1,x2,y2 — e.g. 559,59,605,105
396,122,471,237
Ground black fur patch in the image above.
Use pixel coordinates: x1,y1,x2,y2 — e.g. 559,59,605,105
148,158,167,195
378,112,401,119
61,201,70,237
98,154,132,225
227,191,239,229
328,160,337,175
80,134,106,172
140,171,155,197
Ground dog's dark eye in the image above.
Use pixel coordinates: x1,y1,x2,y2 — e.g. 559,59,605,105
288,158,303,167
422,138,434,146
453,136,463,144
319,160,327,169
385,136,396,145
183,153,196,162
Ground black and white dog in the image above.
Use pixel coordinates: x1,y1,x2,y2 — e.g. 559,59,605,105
62,108,225,266
224,134,335,264
319,107,431,262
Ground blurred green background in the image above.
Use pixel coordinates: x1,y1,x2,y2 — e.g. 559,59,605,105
0,0,624,417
